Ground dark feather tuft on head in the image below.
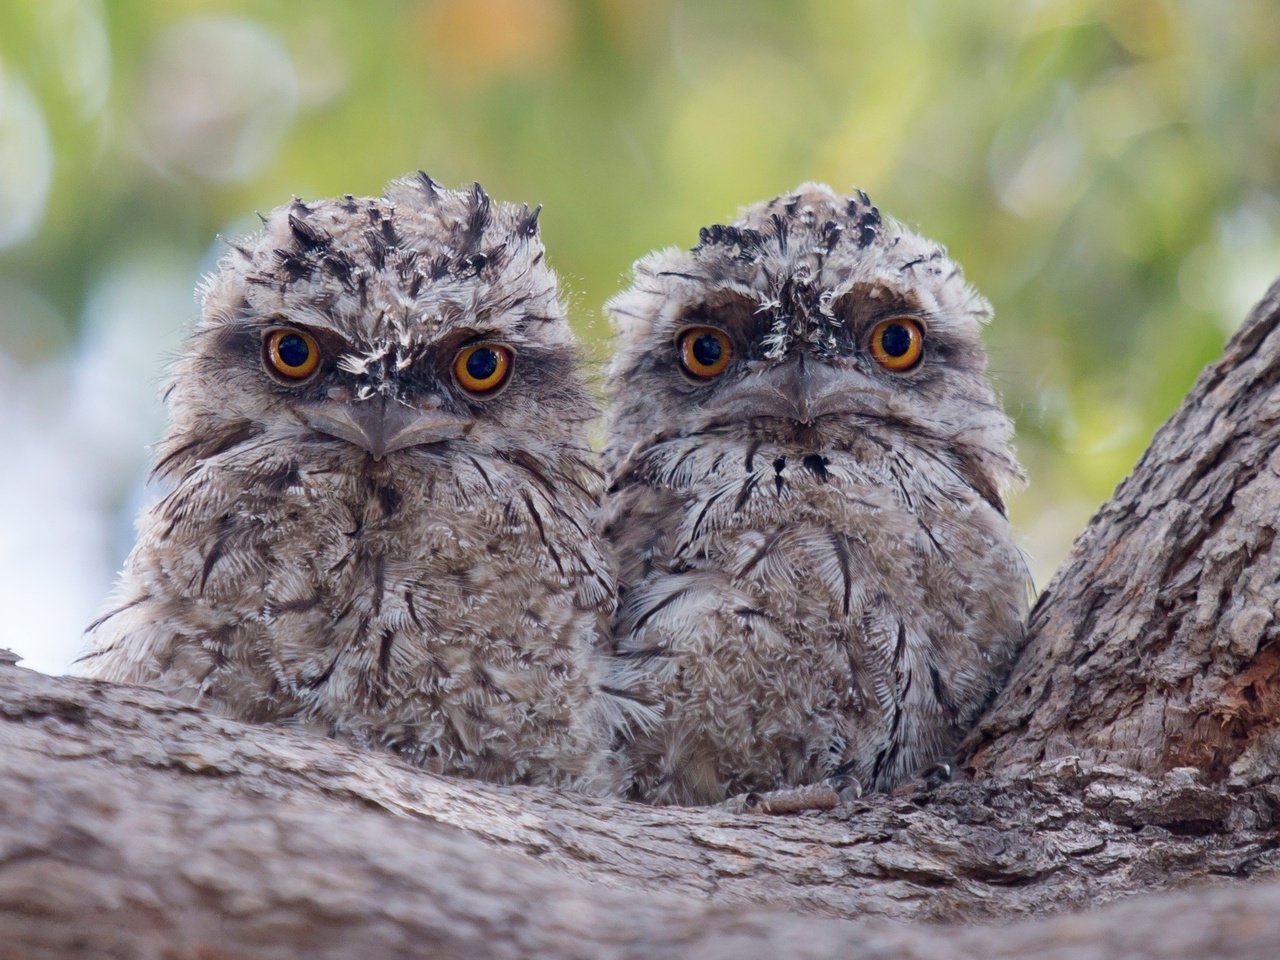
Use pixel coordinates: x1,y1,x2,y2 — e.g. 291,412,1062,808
288,214,330,251
416,170,441,198
273,249,310,282
695,223,766,257
519,203,542,238
462,182,493,253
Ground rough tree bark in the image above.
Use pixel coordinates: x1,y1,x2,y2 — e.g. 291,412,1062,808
969,277,1280,783
3,281,1280,959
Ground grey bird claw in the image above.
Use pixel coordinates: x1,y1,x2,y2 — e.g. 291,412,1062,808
920,761,953,789
891,761,957,797
827,773,864,803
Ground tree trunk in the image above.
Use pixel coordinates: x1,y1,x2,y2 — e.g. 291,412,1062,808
968,279,1280,784
3,281,1280,959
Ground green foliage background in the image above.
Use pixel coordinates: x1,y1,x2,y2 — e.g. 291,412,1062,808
2,0,1279,667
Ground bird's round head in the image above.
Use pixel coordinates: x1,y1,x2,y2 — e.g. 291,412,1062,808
158,174,593,478
604,183,1023,504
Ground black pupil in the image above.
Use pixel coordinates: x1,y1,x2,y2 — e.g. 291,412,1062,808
691,333,722,367
880,324,913,357
466,348,499,381
278,334,310,368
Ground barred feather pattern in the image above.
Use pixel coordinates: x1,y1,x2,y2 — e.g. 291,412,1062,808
76,175,637,792
602,183,1031,805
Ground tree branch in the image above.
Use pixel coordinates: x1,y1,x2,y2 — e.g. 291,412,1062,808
2,663,1278,960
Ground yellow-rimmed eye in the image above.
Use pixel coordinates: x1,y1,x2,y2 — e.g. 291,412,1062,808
265,328,321,380
454,342,513,395
678,327,732,379
869,318,924,372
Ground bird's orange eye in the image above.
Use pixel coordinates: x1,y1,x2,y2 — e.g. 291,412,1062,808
454,342,513,395
678,326,732,379
869,318,924,372
265,328,321,380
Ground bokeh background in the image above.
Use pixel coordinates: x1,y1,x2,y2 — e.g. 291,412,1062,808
2,0,1278,673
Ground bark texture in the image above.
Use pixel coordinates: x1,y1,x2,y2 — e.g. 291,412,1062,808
969,279,1280,784
2,663,1279,959
4,280,1280,958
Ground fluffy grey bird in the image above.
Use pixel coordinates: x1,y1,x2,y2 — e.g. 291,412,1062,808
76,174,633,791
601,183,1030,806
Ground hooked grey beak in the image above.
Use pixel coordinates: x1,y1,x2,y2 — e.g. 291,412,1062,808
705,355,883,425
301,396,469,459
